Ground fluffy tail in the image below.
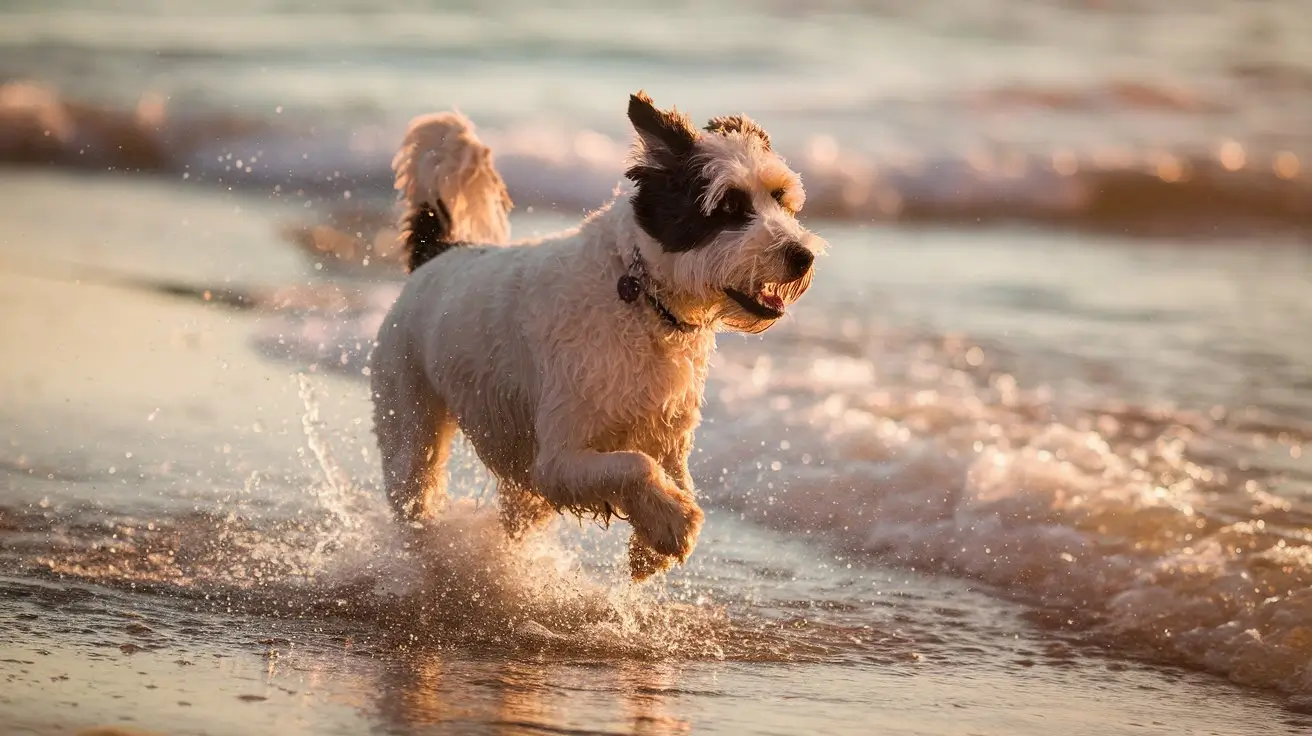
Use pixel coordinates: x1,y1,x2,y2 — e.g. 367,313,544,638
391,111,513,272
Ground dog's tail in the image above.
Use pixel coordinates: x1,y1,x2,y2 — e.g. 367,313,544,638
391,111,513,272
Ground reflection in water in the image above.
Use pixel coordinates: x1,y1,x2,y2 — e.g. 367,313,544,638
617,662,691,735
371,652,689,734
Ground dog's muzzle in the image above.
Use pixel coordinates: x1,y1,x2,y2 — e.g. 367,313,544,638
724,286,785,320
723,236,819,325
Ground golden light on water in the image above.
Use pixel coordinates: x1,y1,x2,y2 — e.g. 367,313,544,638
1274,151,1300,179
1051,149,1078,176
966,146,994,174
1154,153,1184,182
1218,139,1245,171
1092,146,1134,170
1000,149,1028,179
806,134,839,165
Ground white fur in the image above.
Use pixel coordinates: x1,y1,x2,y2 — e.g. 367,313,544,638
371,97,824,579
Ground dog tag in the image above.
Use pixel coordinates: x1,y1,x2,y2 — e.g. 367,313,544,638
617,275,641,303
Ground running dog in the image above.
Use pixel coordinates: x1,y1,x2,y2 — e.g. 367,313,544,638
371,91,824,579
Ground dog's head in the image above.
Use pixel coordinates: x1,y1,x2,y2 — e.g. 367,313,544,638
624,91,824,334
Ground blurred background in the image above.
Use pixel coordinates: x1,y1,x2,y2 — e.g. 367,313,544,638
3,2,1312,734
2,0,1311,232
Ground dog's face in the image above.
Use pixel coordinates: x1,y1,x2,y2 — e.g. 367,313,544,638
624,91,824,334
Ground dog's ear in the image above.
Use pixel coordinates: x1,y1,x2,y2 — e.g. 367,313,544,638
705,114,771,150
627,91,697,161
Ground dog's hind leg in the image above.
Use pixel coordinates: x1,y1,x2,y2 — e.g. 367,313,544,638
372,351,458,522
497,480,555,539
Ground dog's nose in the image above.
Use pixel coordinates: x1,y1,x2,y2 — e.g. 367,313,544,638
784,243,814,280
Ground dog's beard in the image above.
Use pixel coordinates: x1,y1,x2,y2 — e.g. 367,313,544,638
662,229,815,335
718,269,812,334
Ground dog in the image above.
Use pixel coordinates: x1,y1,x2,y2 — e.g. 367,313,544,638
370,91,824,580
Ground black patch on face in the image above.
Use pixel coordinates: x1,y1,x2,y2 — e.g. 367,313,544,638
626,157,754,253
625,92,753,253
705,115,771,150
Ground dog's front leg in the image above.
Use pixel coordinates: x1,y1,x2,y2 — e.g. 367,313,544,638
532,447,703,562
657,431,695,495
622,431,699,580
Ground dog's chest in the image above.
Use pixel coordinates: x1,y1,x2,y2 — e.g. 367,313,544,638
585,338,709,446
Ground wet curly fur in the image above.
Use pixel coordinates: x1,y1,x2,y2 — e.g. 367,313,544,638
371,91,824,579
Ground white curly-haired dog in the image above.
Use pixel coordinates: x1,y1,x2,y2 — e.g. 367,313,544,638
371,91,824,579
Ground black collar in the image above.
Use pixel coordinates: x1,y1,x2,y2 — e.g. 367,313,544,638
616,245,701,334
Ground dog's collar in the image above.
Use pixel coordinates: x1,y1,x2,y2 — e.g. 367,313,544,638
617,245,701,334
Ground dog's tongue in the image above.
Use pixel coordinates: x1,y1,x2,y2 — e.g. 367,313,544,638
759,292,785,312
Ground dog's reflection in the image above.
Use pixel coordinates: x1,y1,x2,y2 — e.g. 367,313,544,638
615,661,692,735
375,651,692,734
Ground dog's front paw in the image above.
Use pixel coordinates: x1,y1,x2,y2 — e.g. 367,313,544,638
627,534,677,581
627,482,703,562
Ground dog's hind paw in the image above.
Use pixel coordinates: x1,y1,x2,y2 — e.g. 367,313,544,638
628,483,704,562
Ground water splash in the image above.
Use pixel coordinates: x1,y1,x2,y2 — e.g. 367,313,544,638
295,372,366,540
4,373,740,660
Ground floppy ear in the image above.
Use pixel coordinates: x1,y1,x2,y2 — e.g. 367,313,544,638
627,90,697,160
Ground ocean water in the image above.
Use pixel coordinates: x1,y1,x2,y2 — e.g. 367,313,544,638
2,1,1312,734
3,0,1311,231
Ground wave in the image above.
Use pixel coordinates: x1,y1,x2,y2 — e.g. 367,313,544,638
698,319,1312,702
3,80,1309,237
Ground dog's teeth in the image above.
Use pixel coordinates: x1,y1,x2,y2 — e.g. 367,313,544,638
758,290,785,312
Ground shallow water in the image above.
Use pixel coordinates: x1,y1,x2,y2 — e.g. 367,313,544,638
3,1,1312,732
1,172,1310,734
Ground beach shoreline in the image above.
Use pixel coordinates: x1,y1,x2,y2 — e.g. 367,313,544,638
1,171,1309,734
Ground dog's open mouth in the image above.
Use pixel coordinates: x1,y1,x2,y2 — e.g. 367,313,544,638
725,284,786,320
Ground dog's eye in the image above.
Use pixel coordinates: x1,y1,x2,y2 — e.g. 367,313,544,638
771,188,795,214
717,188,752,218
